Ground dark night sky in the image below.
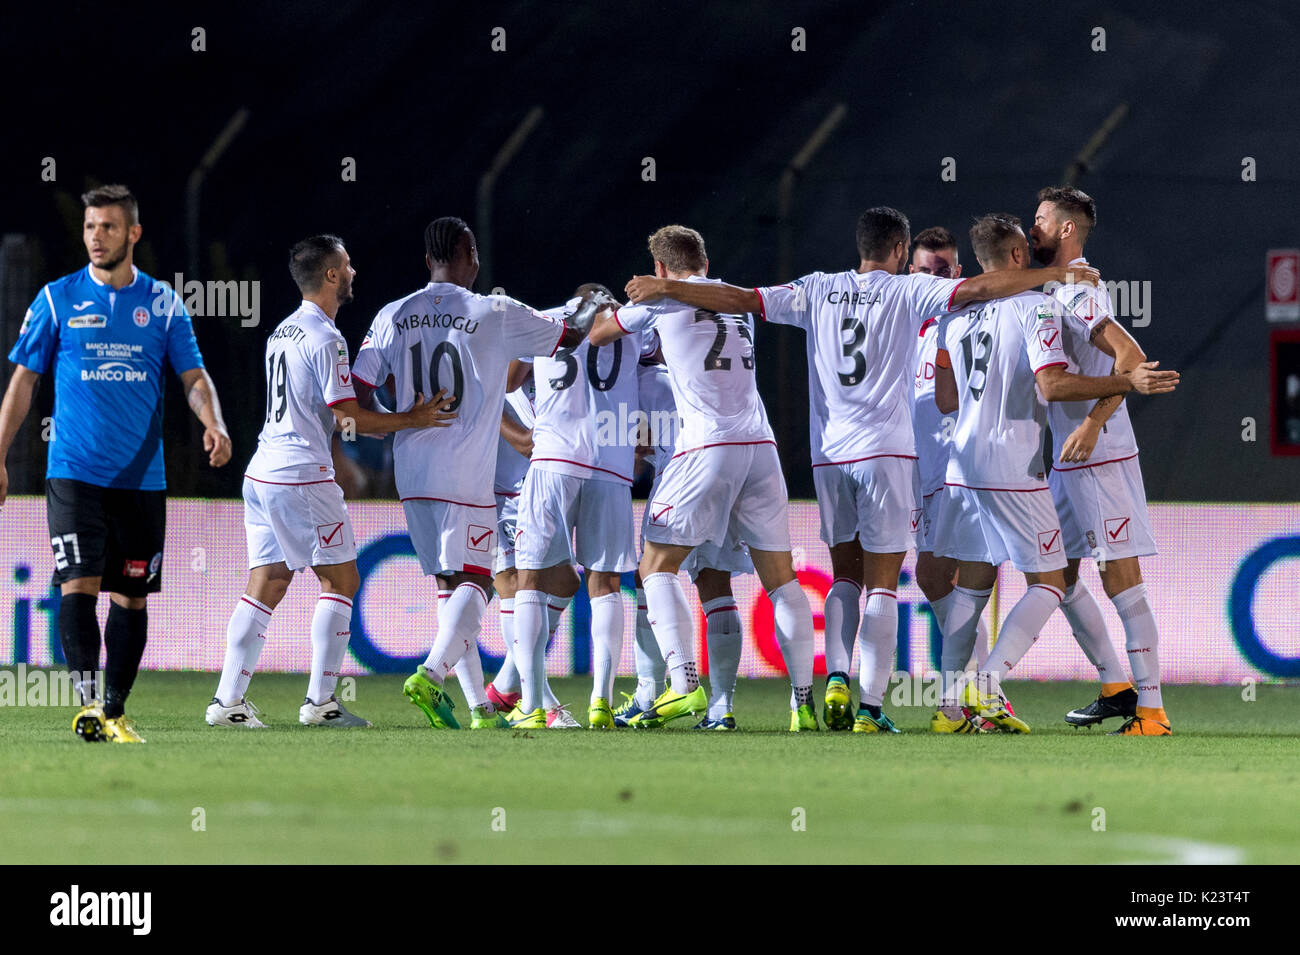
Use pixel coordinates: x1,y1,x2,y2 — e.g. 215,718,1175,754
3,0,1298,500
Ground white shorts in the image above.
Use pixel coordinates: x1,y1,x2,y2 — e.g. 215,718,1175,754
515,468,636,573
813,456,921,552
918,488,945,553
493,492,519,574
933,484,1067,573
1050,456,1157,561
637,482,754,579
243,477,356,572
645,441,791,552
402,498,498,577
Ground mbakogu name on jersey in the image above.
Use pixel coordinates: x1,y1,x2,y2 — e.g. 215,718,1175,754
394,312,480,334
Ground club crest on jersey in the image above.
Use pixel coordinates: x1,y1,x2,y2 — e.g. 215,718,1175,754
68,314,108,329
133,306,150,327
148,552,163,583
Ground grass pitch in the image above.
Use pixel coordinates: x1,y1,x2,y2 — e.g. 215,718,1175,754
1,673,1297,864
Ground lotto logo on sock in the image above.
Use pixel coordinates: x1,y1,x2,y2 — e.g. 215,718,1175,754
1038,529,1062,554
317,522,346,549
1104,516,1131,544
649,502,673,526
466,525,494,553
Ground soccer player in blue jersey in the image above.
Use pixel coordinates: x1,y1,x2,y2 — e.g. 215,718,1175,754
0,184,232,742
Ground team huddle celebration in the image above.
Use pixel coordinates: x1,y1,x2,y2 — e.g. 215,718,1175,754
0,182,1181,743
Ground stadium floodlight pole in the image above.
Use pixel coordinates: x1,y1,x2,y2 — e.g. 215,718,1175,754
1062,102,1129,186
185,107,251,279
476,105,544,293
777,102,847,280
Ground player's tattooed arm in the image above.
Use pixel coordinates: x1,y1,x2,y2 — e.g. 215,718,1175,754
1036,361,1178,404
624,276,761,315
0,365,42,505
331,390,457,435
500,411,534,458
1061,318,1149,462
949,263,1101,309
178,367,232,468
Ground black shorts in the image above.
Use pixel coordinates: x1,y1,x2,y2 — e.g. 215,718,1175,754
46,478,167,597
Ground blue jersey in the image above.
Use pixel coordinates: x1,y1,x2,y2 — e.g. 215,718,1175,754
8,265,205,490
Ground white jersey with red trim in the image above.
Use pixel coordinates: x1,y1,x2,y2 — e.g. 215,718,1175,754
614,275,773,455
754,270,965,466
1045,259,1140,470
530,298,642,484
494,382,535,496
352,282,565,506
245,301,356,484
913,316,951,497
939,290,1068,491
636,361,679,475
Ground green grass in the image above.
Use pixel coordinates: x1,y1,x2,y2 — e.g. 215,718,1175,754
2,673,1298,864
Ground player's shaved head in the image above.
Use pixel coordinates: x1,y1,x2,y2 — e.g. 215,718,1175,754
648,225,707,274
969,214,1025,270
82,183,139,226
574,282,615,300
425,217,473,265
289,234,345,294
856,207,911,265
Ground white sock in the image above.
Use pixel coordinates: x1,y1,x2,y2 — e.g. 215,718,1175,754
452,599,490,710
512,589,548,713
1061,581,1126,683
216,595,272,705
643,572,698,693
982,583,1064,693
308,594,353,704
769,578,814,709
590,592,624,703
1113,583,1162,709
633,587,665,707
856,589,897,708
494,598,520,693
421,583,490,684
972,615,992,669
703,595,742,718
939,586,992,702
545,593,573,650
822,578,861,677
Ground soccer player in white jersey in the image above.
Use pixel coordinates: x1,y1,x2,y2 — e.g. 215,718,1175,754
1031,186,1175,736
626,209,1098,733
350,217,589,730
483,377,584,728
512,283,640,729
591,225,819,731
207,236,455,729
931,214,1178,732
909,228,1003,733
617,354,752,730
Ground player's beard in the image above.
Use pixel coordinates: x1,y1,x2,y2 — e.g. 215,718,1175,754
92,239,130,272
337,276,354,306
1031,236,1057,265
